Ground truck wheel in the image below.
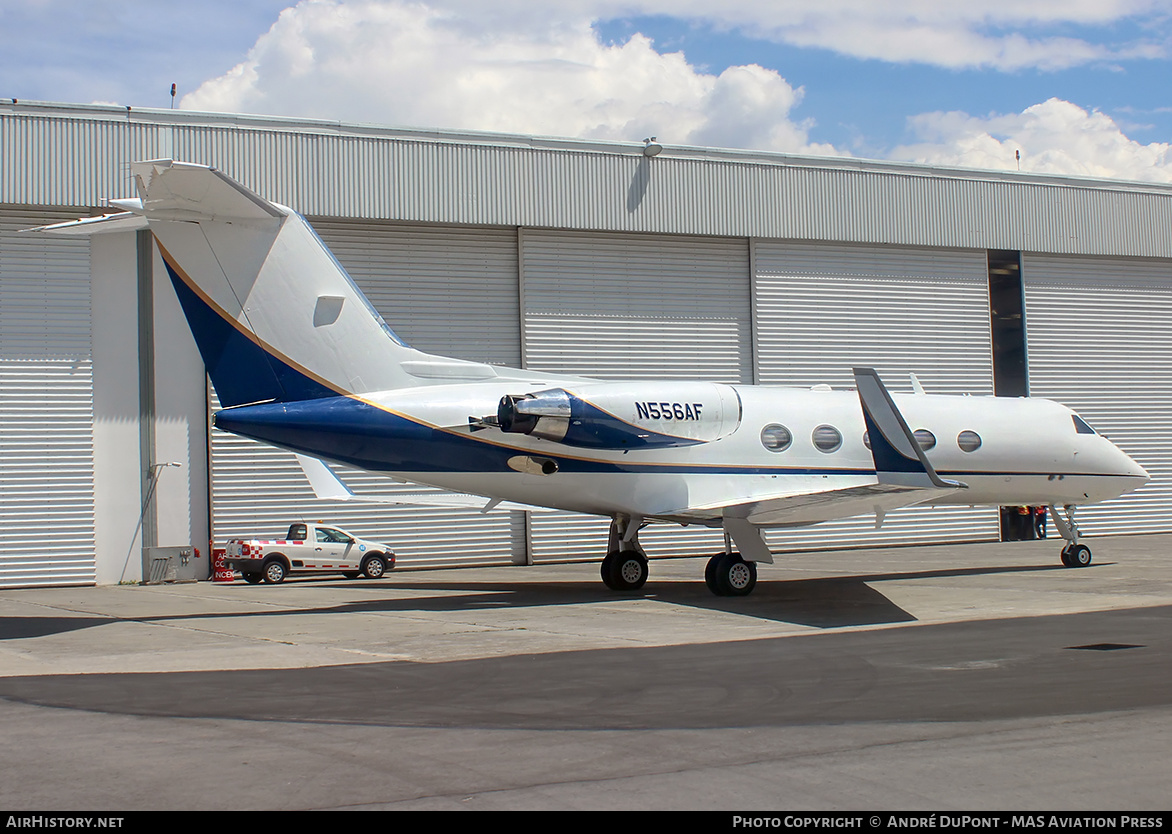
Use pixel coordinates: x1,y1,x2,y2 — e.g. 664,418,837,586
242,572,263,584
262,559,287,584
361,554,386,579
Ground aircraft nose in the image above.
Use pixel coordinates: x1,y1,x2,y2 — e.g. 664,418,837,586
1112,442,1149,484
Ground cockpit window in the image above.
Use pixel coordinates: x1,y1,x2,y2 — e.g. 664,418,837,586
1072,415,1097,435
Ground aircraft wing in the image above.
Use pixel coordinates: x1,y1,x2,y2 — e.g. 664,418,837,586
718,481,954,527
656,480,953,527
295,454,534,512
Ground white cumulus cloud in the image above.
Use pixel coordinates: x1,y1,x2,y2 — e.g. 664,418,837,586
890,98,1172,182
179,2,1172,180
182,0,840,155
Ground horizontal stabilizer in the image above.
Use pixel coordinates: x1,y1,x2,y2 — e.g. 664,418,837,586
28,211,149,236
295,455,533,512
130,159,283,222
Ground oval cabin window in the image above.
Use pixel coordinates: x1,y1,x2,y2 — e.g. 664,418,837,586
812,425,843,453
913,429,936,451
760,424,793,452
957,430,982,452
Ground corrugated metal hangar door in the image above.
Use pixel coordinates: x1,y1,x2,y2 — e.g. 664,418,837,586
1023,254,1172,535
0,209,96,587
208,221,527,568
752,240,1001,550
521,229,753,562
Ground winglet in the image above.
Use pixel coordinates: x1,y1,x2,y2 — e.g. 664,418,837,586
853,367,965,490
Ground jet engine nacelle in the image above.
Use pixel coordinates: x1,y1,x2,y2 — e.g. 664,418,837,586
497,382,742,449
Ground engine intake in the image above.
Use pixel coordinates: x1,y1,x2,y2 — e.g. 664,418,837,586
497,390,572,442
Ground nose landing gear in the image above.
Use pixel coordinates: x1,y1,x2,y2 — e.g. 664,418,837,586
1050,504,1092,567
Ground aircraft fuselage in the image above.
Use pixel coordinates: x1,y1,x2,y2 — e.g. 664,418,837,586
215,379,1146,525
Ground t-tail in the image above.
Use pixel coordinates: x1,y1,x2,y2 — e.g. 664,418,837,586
91,160,499,406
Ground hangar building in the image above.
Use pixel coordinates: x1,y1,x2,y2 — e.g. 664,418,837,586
2,100,1170,587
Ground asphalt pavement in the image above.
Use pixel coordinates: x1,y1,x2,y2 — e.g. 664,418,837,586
0,534,1169,810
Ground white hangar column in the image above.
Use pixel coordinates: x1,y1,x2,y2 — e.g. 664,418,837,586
92,229,210,584
145,233,212,578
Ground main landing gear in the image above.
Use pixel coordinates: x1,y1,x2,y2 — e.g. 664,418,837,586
599,516,761,597
704,551,757,596
1050,504,1092,568
600,516,649,591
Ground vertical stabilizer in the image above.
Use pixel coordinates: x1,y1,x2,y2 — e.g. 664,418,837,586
125,160,492,406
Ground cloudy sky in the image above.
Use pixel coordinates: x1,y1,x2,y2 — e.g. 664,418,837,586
3,0,1171,181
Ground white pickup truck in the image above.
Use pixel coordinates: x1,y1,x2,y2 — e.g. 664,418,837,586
225,522,395,584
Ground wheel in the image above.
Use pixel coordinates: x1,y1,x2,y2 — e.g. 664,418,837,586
262,559,287,584
1062,544,1091,568
704,553,726,595
601,550,647,591
706,553,756,597
601,551,618,589
361,554,387,579
723,557,757,596
242,572,263,584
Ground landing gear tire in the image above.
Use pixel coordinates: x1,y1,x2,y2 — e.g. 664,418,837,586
361,555,387,579
705,552,757,597
601,550,648,591
261,559,287,584
1061,544,1092,568
242,572,263,585
704,553,725,594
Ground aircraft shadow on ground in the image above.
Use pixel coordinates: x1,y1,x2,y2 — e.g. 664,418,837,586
0,562,1080,639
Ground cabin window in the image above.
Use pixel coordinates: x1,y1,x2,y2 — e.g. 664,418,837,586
1072,415,1097,435
957,430,982,452
760,424,792,452
812,425,842,453
913,429,936,451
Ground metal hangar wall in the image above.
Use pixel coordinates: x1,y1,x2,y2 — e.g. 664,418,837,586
2,100,1171,587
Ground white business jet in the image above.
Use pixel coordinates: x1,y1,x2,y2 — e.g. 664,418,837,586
40,161,1149,596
